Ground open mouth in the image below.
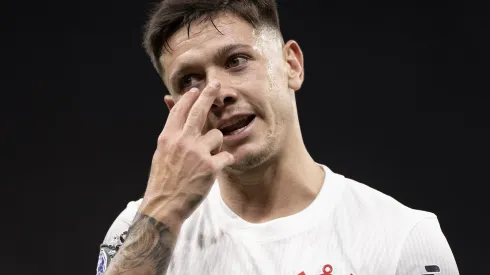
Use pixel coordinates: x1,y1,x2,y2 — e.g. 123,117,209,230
219,115,256,136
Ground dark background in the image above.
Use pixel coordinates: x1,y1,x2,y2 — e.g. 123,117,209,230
4,0,488,274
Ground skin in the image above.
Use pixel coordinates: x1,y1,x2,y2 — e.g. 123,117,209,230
105,12,325,275
162,13,325,223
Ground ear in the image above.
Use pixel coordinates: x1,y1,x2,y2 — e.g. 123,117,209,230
164,95,176,111
284,40,304,92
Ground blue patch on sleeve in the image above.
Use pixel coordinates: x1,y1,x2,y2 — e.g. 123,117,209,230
96,249,108,275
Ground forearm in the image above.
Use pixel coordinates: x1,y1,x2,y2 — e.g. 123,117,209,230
104,213,179,275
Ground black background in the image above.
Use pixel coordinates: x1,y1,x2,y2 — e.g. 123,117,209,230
4,0,489,274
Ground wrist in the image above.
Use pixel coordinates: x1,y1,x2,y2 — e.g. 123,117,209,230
137,198,186,235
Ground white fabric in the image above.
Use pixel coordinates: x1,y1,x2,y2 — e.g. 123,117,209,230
394,218,459,275
98,164,459,275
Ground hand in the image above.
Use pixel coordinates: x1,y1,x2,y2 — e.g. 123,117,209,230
138,80,234,232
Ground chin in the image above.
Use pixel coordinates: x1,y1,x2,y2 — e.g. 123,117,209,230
225,139,276,171
227,153,265,171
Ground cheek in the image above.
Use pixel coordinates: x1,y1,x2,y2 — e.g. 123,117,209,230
267,70,295,123
242,68,271,116
229,72,249,86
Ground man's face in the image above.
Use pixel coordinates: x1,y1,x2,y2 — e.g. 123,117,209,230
161,13,304,170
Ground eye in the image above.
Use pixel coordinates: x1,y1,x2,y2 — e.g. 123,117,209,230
226,55,249,69
179,74,199,89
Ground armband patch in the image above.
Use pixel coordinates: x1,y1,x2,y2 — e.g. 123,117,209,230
96,248,109,275
97,231,128,274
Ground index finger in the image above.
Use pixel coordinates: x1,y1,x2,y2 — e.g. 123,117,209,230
162,87,200,134
183,79,221,135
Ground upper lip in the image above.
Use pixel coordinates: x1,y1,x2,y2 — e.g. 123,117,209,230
216,114,255,130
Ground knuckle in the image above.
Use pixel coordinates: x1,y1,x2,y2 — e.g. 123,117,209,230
169,102,183,115
201,158,217,173
168,107,179,117
186,147,201,158
157,134,170,145
169,104,178,114
174,138,189,151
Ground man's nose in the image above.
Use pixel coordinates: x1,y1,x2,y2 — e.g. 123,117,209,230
209,79,237,111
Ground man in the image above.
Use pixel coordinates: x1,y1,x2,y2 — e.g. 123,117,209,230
97,0,459,274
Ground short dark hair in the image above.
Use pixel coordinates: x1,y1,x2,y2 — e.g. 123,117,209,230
142,0,281,75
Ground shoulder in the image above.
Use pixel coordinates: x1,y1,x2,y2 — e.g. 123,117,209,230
338,175,436,223
96,199,142,274
101,199,142,245
329,173,442,273
395,218,460,274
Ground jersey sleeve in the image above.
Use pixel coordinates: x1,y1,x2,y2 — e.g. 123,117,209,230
95,199,141,275
394,217,459,275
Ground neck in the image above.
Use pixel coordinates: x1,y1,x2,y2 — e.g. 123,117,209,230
216,125,325,224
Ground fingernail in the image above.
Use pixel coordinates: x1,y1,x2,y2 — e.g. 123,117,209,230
210,79,220,88
189,87,199,93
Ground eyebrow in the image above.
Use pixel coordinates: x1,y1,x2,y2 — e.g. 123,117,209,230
168,43,254,86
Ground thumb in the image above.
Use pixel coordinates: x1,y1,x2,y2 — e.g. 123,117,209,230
213,151,234,170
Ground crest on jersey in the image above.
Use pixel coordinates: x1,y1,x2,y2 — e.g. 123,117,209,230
96,249,108,275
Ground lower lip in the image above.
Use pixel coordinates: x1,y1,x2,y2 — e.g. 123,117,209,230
222,116,256,143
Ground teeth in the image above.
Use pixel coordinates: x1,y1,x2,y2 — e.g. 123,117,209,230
228,125,247,135
219,116,248,129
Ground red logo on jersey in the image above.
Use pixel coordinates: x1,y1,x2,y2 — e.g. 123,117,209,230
298,263,353,275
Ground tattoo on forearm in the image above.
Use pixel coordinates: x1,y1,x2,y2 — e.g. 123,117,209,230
106,214,176,275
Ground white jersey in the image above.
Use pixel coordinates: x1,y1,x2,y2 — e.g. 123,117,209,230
97,164,459,275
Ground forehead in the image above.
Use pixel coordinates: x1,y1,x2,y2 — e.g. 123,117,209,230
160,13,257,77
